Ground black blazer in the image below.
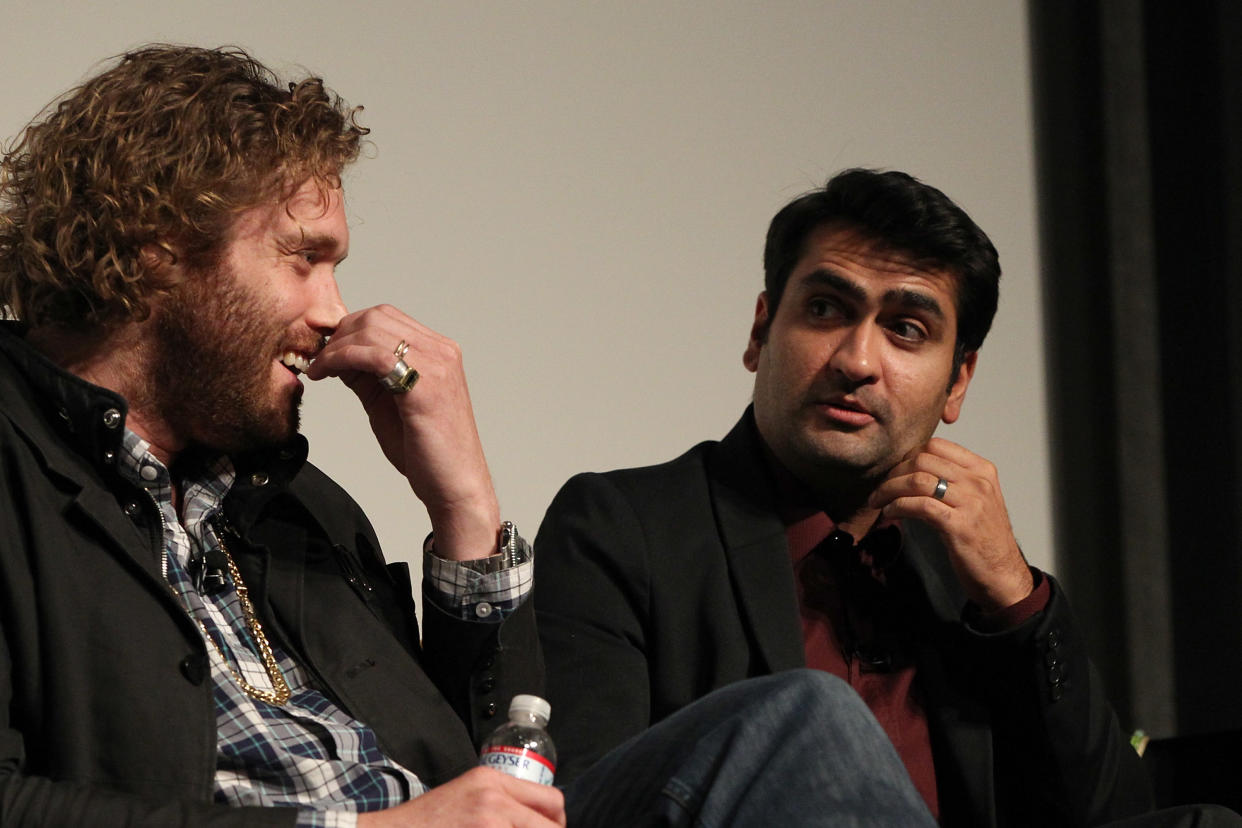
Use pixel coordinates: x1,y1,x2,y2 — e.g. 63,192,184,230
534,410,1151,827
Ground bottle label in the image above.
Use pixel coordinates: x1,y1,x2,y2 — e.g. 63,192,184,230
479,745,556,785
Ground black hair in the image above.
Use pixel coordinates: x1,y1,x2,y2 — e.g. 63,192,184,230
762,168,1000,370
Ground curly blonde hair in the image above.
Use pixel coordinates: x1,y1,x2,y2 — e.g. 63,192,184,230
0,45,368,329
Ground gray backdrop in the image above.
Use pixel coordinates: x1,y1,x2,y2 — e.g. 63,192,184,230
2,1,1048,600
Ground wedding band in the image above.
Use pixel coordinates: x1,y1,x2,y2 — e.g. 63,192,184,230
394,340,409,360
933,478,949,500
379,358,419,393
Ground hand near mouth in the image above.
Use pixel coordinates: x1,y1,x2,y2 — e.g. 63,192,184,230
866,437,1034,612
305,304,500,561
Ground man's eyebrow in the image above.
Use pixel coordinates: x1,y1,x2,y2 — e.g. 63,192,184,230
883,287,944,320
281,230,348,264
801,269,868,303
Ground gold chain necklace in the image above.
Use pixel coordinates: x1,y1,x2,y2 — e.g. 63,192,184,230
174,531,292,707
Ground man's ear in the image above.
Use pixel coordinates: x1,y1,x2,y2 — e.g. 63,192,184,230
139,243,182,289
941,350,978,424
742,292,770,373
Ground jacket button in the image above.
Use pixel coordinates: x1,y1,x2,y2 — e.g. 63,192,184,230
101,408,122,429
123,502,141,518
250,472,270,487
1046,629,1062,649
1048,663,1065,682
180,653,208,685
482,702,498,719
1050,684,1064,701
478,676,496,694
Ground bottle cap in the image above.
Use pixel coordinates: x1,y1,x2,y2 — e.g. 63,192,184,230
509,694,551,722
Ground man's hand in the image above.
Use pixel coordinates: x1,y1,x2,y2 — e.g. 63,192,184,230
356,767,566,827
305,304,500,560
867,437,1034,612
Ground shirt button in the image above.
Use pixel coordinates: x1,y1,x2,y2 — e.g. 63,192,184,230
101,408,122,429
250,472,269,487
475,602,494,619
140,465,158,482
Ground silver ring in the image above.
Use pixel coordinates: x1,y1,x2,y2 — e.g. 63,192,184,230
933,478,949,500
379,358,419,393
394,340,409,360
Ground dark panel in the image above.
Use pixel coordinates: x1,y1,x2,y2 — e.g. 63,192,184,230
1028,0,1134,726
1144,0,1242,734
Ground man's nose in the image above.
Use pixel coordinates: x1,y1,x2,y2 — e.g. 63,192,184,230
307,270,348,334
827,323,880,384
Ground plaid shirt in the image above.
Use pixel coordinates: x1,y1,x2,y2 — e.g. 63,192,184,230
118,431,531,826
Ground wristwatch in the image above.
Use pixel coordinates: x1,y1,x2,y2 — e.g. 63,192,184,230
498,520,531,569
423,520,531,572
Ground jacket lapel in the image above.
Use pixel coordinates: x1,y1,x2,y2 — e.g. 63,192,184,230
707,412,805,673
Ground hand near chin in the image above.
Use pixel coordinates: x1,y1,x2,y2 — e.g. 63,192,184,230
867,437,1034,612
355,767,566,827
304,304,500,560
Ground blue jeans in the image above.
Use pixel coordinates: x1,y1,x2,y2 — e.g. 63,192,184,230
562,669,936,827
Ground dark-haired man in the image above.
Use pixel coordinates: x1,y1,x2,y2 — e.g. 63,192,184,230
0,48,952,827
534,169,1153,826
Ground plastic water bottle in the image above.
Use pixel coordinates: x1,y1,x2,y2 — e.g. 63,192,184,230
478,694,557,785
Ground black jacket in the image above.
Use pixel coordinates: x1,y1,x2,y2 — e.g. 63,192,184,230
534,410,1153,827
0,323,540,826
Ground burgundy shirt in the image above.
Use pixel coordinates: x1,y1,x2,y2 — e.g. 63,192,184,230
772,460,1050,822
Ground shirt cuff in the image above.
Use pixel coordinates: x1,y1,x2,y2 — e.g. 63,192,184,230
970,568,1051,633
423,547,534,623
297,809,358,828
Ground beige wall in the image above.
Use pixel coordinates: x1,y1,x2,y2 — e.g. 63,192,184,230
2,1,1051,585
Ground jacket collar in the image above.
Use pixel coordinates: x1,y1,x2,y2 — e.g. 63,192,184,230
0,321,130,470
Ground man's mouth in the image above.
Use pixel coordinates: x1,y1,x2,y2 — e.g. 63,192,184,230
822,394,872,414
816,395,879,426
280,351,314,375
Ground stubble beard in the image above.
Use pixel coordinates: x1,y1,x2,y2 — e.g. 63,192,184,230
149,265,302,455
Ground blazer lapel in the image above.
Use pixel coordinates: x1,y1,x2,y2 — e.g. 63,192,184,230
707,412,805,674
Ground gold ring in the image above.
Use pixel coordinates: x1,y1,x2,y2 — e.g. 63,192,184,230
394,340,409,360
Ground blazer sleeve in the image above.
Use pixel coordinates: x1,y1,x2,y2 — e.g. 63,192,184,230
961,574,1154,826
532,472,656,784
